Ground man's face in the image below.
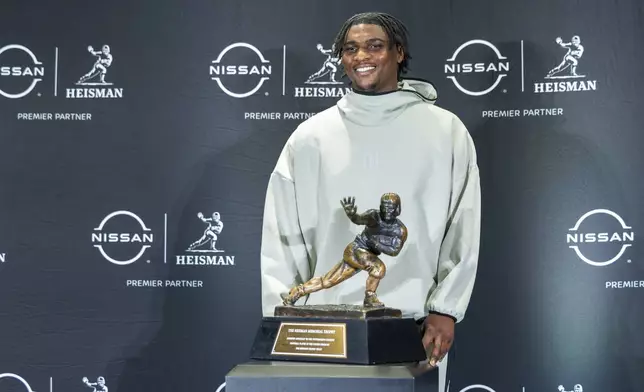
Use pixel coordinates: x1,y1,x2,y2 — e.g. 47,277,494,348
340,24,403,93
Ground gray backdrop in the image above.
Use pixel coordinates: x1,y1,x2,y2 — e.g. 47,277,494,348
1,1,642,392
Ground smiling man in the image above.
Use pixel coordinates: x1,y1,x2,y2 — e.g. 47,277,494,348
260,11,481,374
335,17,403,93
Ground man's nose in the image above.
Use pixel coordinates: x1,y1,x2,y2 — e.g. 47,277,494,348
354,47,370,61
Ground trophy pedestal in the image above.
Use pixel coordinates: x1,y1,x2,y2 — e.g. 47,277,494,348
249,305,426,365
225,360,439,392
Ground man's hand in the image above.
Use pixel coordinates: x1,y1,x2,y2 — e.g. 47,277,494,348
422,313,455,367
341,196,357,219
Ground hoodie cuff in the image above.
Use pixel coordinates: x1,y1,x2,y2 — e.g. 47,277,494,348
428,310,457,323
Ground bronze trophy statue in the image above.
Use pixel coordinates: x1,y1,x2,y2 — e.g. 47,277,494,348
249,193,426,366
281,193,407,309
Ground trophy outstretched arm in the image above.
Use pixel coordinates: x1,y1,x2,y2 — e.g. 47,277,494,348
340,197,378,226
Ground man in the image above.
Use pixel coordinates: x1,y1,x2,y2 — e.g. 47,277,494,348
260,11,480,370
282,193,407,308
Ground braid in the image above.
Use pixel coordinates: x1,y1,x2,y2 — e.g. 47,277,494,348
332,12,411,79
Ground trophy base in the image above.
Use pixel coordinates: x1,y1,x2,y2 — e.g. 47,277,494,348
225,360,439,392
250,305,426,365
274,304,402,319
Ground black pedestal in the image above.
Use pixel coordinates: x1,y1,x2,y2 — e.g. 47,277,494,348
225,361,439,392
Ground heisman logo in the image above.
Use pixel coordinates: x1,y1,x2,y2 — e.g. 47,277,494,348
66,44,123,99
533,35,597,93
305,44,342,85
186,212,224,253
175,211,235,266
76,45,113,86
82,376,108,392
546,36,585,79
294,43,351,98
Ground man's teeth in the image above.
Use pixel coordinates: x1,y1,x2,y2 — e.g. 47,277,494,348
356,66,375,72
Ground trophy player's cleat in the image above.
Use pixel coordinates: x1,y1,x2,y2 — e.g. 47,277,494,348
363,290,385,308
281,285,305,306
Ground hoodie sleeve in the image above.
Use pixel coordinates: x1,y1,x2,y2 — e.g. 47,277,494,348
425,117,481,323
260,141,312,317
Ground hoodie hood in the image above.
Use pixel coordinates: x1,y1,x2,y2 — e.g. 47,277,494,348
336,78,438,127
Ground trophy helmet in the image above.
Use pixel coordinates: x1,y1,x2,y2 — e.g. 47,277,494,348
380,193,401,215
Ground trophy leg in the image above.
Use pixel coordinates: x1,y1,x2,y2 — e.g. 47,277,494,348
281,260,359,306
363,259,385,308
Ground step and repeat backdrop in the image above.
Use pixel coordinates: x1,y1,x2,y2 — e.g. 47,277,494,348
1,0,643,392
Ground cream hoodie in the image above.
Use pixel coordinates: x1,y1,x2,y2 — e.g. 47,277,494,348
260,79,480,322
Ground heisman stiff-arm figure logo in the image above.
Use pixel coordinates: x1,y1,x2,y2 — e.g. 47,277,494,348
82,376,108,392
293,42,351,98
186,212,224,253
305,44,342,85
533,34,596,93
174,210,235,266
77,45,113,86
66,44,122,99
546,36,584,79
